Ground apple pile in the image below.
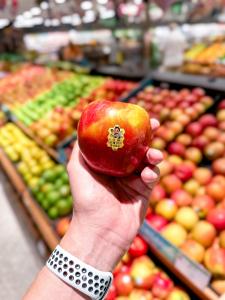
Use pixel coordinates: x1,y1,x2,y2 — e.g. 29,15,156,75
82,79,137,103
146,151,225,284
0,65,71,108
129,86,213,149
107,235,190,300
0,123,55,188
12,75,104,126
173,105,225,163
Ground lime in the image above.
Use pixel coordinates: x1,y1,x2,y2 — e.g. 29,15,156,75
48,206,59,219
60,185,70,197
66,196,73,206
47,191,61,205
31,185,39,196
42,169,57,182
41,183,54,194
54,165,66,177
38,177,46,188
57,200,72,217
41,199,51,211
55,178,63,189
36,193,45,204
61,172,69,184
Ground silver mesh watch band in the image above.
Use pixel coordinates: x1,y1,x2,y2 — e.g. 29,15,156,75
46,245,113,300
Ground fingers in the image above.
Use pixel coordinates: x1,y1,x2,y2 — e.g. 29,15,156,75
141,165,160,188
150,118,160,132
146,148,163,165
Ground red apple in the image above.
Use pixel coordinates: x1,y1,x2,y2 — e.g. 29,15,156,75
158,160,174,177
191,221,216,248
204,245,225,277
177,115,191,126
217,109,225,122
150,185,166,206
192,195,215,218
219,121,225,131
212,158,225,175
184,147,202,164
168,142,185,157
207,208,225,231
184,179,200,196
186,122,203,137
161,175,182,194
219,231,225,249
192,87,205,97
171,190,192,207
130,256,155,289
128,236,148,258
174,163,194,182
105,284,117,300
219,100,225,109
146,214,168,231
129,289,153,300
206,182,225,202
151,137,166,150
203,127,220,141
181,240,205,263
152,273,174,299
193,167,212,185
199,114,217,128
167,288,190,300
204,142,225,161
192,135,209,151
155,199,178,220
77,100,151,176
114,272,133,296
176,134,192,146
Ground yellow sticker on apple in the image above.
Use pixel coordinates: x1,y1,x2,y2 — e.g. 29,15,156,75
107,125,125,151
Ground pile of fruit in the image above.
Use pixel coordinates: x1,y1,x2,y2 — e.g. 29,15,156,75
0,65,71,108
0,123,55,189
170,101,225,163
12,75,104,126
107,236,190,300
32,165,72,220
129,86,213,148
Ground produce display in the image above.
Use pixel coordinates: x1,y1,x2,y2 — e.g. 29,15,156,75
78,100,151,177
108,235,191,300
0,65,71,108
129,85,213,148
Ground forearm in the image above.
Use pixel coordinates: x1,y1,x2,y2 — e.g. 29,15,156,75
23,218,123,300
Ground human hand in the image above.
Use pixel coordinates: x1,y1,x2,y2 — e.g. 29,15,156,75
61,119,163,272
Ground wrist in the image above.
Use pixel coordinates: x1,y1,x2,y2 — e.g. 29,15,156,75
60,217,125,272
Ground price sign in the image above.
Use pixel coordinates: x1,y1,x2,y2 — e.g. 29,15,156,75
175,253,211,289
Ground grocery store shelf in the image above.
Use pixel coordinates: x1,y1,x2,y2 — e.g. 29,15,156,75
0,149,59,251
140,221,219,300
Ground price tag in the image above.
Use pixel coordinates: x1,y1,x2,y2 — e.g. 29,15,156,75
175,254,211,289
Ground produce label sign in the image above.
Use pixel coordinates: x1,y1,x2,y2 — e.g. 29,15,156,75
107,125,125,151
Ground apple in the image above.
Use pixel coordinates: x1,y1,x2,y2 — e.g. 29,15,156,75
203,127,220,141
167,155,183,165
151,137,166,150
191,221,216,247
166,288,190,300
192,136,209,151
105,284,117,300
162,223,187,247
150,185,166,206
207,208,225,231
193,167,212,185
193,87,205,97
128,236,148,258
176,115,190,126
204,142,225,161
146,214,168,231
78,100,151,176
155,199,178,220
114,272,133,296
129,289,153,300
219,121,225,131
184,179,200,196
211,279,225,295
192,195,215,218
206,182,225,202
219,231,225,249
212,158,225,175
217,109,225,122
186,122,203,137
168,142,185,157
175,207,199,231
151,273,173,299
171,190,192,207
199,114,217,128
130,256,155,289
161,175,182,194
218,132,225,144
184,147,202,164
158,160,173,177
219,100,225,109
213,175,225,188
176,134,192,146
169,122,183,135
201,96,213,108
174,163,194,182
181,240,205,263
204,245,225,277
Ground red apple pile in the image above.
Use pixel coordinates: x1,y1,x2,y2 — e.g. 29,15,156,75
107,235,190,300
129,86,213,149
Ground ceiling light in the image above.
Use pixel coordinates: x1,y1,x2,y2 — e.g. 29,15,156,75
81,1,93,10
40,1,49,10
30,7,41,16
32,17,43,25
72,15,81,25
55,0,66,3
44,19,51,26
97,0,108,4
51,18,60,26
0,19,10,28
100,10,115,19
134,0,142,4
61,15,72,24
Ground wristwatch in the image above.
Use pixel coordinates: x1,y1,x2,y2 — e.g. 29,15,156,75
46,245,113,300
